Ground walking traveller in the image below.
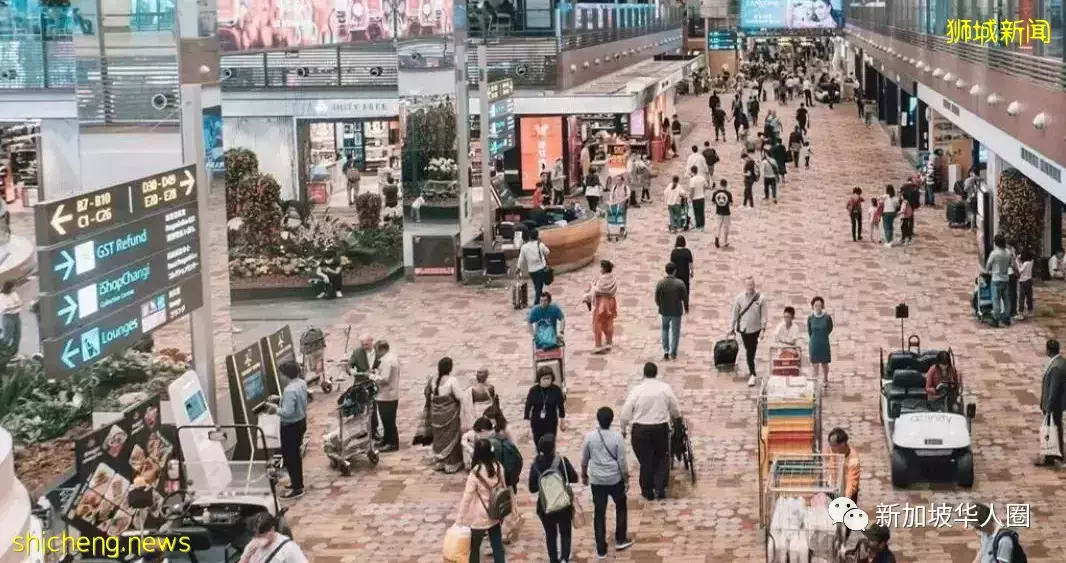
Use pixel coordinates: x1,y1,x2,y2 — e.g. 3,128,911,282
732,100,746,140
795,104,809,135
345,155,361,206
664,176,687,233
807,297,834,389
587,260,618,354
788,126,803,167
455,439,507,563
899,197,915,244
748,94,760,124
551,158,566,205
670,115,682,156
268,360,309,499
868,197,882,243
620,362,682,501
880,185,899,247
1036,339,1065,467
528,292,565,350
423,357,466,473
970,502,1022,563
846,188,864,241
686,145,708,179
518,229,552,305
688,167,708,232
528,434,579,563
728,277,768,387
1017,251,1034,319
655,263,689,360
240,512,309,563
803,77,813,106
712,107,727,142
701,141,719,176
581,407,634,559
711,179,733,248
0,281,21,355
669,236,694,296
584,174,602,213
524,367,567,447
771,139,789,184
985,234,1013,327
742,152,757,208
760,152,779,203
369,340,401,452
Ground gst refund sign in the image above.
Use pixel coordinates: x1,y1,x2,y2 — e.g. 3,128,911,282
35,164,197,247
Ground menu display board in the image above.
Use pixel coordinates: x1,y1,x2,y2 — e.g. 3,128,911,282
740,0,844,30
67,397,178,537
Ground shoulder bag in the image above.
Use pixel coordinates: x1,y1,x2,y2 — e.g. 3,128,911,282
260,539,292,563
597,430,625,479
735,292,761,334
538,243,554,285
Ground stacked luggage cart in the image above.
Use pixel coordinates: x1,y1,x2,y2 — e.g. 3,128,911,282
757,372,822,524
763,453,847,563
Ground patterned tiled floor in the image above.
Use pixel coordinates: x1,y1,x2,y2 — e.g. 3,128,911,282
267,95,1066,563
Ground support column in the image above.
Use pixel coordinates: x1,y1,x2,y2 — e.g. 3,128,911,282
986,153,1004,234
38,118,81,200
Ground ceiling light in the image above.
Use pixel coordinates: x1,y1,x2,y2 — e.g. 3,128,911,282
932,68,943,77
1033,112,1047,130
1006,101,1020,116
969,84,982,95
986,93,1000,105
955,78,966,88
943,73,955,81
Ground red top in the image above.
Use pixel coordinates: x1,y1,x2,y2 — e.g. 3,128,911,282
925,364,960,398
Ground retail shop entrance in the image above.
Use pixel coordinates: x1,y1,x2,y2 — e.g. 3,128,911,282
294,118,401,205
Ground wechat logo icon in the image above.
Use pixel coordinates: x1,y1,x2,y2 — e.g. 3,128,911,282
828,497,870,532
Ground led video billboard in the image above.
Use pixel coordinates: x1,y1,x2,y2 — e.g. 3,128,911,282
218,0,455,52
740,0,845,30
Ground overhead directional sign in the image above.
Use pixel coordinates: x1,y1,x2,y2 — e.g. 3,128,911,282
486,78,514,103
486,87,515,157
707,29,738,51
37,202,199,294
38,238,201,340
41,278,204,376
35,164,198,247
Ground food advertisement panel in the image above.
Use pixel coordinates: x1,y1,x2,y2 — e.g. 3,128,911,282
67,397,179,537
740,0,844,30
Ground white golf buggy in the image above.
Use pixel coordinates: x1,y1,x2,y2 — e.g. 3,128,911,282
878,335,977,488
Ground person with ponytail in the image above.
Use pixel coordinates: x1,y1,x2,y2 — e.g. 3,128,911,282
421,357,465,473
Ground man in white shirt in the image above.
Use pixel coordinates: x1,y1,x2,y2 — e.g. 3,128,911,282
688,167,709,232
1049,249,1065,279
802,77,813,105
240,512,308,563
370,340,401,452
728,276,768,387
620,362,681,501
685,145,709,179
664,176,688,233
760,154,779,203
971,503,1018,563
774,306,800,346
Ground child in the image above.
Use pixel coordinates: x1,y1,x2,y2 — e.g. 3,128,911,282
846,188,864,242
868,197,881,243
899,197,914,244
1017,250,1034,319
756,133,766,159
800,141,812,169
410,194,425,222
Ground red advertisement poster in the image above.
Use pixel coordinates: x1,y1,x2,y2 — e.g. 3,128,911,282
520,116,564,192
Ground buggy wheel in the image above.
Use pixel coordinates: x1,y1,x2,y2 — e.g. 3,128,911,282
329,458,338,469
684,438,696,485
367,451,380,466
340,462,351,477
956,451,975,488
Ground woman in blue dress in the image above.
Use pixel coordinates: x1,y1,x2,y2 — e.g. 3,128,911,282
807,296,834,389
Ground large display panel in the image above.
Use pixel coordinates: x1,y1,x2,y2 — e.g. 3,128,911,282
740,0,844,30
218,0,454,52
519,116,564,192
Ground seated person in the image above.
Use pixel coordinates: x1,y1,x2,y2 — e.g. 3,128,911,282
924,351,960,401
528,292,565,350
774,306,801,346
1050,249,1065,279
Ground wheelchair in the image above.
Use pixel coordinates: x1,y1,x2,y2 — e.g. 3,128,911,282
670,418,696,485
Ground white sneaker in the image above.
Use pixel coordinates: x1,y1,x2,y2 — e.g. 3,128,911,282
747,375,757,387
316,292,327,299
335,291,343,298
884,242,893,248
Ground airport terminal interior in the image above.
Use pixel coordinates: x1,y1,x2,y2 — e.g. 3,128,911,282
2,0,1066,562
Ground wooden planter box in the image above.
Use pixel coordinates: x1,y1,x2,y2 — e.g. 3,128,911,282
230,263,403,300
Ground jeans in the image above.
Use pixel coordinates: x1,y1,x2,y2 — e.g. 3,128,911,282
280,418,307,491
469,524,505,563
740,330,761,376
631,423,671,498
371,400,399,447
591,482,628,556
1019,279,1034,314
586,195,600,212
714,124,725,140
763,178,777,199
991,280,1010,324
716,215,731,245
743,179,755,207
529,268,549,305
539,510,573,563
1008,274,1019,317
804,90,813,105
850,213,863,240
692,198,706,229
924,183,935,206
660,315,682,356
882,211,897,243
668,204,686,231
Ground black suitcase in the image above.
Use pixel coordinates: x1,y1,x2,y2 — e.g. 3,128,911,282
946,200,968,225
713,338,739,368
512,281,528,310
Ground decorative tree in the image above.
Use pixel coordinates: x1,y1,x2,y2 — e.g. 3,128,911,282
234,173,284,254
401,100,458,185
354,192,382,230
996,168,1045,257
225,148,260,220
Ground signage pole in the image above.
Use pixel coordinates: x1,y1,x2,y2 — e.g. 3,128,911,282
178,82,218,420
454,11,472,245
478,44,494,254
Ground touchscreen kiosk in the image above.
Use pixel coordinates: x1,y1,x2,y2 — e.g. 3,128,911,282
226,342,269,459
167,371,232,493
259,325,295,396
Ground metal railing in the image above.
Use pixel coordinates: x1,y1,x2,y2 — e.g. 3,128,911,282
0,7,75,89
847,20,1066,91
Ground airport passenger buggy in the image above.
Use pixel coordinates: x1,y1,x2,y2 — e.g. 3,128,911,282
713,337,739,370
532,320,567,395
769,346,802,376
323,377,380,475
606,203,628,241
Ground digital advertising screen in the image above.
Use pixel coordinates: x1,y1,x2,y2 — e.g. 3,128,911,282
217,0,455,52
242,371,266,403
740,0,845,30
519,116,564,192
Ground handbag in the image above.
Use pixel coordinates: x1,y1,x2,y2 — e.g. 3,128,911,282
538,243,554,286
1040,413,1062,458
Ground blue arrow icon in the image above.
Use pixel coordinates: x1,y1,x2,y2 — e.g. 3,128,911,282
61,339,80,369
54,250,75,281
58,295,77,325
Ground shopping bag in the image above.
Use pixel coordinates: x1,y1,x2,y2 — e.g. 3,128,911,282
1040,414,1062,458
571,495,587,529
502,511,523,544
442,524,472,563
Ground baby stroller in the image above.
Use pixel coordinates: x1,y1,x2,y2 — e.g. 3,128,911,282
606,203,627,241
971,273,993,322
323,376,380,475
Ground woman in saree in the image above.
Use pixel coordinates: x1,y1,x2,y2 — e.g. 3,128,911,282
422,357,466,473
586,259,618,354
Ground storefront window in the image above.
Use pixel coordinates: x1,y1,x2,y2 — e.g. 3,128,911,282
1047,0,1064,59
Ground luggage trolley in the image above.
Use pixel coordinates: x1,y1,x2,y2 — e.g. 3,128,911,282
532,320,567,395
606,203,628,241
323,376,381,475
300,326,334,393
769,346,802,377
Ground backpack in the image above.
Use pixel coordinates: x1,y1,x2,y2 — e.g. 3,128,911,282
992,530,1027,563
475,465,514,521
537,457,573,514
488,436,523,487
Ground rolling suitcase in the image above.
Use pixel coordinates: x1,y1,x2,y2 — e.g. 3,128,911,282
946,200,968,227
713,338,739,369
512,281,528,310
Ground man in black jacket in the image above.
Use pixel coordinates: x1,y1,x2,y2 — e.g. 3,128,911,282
348,334,378,373
770,140,789,184
711,107,727,142
654,263,689,360
1037,339,1066,466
